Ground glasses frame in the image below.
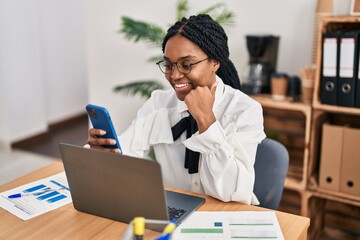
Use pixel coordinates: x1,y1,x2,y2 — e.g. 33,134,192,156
156,57,209,75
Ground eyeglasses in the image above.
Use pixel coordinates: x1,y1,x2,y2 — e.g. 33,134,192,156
156,57,209,74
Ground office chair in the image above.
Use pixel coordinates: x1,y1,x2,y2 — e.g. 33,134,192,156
253,138,289,210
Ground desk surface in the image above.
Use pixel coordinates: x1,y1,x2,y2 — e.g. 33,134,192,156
0,162,310,239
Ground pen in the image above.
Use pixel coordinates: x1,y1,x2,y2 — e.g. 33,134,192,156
7,187,65,199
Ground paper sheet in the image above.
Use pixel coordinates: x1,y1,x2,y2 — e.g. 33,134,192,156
0,172,72,220
173,211,284,240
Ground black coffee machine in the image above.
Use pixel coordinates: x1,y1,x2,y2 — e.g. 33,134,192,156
242,35,280,94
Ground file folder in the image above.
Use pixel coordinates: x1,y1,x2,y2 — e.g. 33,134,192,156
340,126,360,196
320,32,340,105
319,124,343,191
337,31,359,107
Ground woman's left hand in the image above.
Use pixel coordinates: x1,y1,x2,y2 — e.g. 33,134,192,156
185,81,217,133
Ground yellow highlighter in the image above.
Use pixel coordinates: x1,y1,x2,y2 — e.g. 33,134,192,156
133,217,145,240
162,222,176,234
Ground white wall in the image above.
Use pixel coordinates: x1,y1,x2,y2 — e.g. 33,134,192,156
0,0,88,144
0,0,48,144
84,0,318,133
39,0,88,124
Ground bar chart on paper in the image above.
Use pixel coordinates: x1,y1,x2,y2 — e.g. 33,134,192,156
173,211,284,239
0,172,72,220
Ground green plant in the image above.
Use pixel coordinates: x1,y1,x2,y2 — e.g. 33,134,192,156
113,0,235,99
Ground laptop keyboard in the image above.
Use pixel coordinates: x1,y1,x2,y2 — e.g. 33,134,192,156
167,206,187,222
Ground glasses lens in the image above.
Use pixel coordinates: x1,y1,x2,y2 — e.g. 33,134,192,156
158,61,172,74
177,59,191,74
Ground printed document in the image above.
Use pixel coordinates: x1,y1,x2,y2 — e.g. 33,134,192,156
173,211,284,240
0,172,72,220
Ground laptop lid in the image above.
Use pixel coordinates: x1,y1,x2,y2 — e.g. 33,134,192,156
59,143,204,229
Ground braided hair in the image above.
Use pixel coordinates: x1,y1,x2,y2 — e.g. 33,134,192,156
162,14,241,90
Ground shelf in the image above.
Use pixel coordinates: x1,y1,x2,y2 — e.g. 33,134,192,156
306,190,360,240
307,15,360,238
251,94,311,194
313,101,360,115
251,94,311,115
284,176,305,191
309,188,360,207
318,15,360,24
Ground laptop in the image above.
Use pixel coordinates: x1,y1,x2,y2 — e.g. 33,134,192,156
59,143,205,231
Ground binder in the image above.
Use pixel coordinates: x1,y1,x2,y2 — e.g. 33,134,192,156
319,123,343,191
320,32,340,105
356,38,360,108
340,126,360,196
337,31,359,107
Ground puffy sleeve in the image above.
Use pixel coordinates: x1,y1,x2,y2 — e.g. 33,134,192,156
119,91,175,158
183,101,266,204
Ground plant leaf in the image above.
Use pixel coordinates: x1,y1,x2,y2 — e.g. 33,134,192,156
148,54,164,63
199,3,225,15
176,0,189,21
120,16,166,47
198,3,235,27
113,80,164,99
213,11,235,27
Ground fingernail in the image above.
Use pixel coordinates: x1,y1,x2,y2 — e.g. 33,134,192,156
110,140,116,145
100,130,106,135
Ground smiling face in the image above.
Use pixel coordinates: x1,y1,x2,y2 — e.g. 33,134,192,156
163,35,219,101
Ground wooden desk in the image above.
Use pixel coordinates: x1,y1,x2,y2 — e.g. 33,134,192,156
0,162,310,239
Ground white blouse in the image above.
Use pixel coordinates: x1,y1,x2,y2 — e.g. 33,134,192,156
119,77,266,205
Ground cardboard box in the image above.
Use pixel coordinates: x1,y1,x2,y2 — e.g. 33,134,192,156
319,123,343,191
339,127,360,196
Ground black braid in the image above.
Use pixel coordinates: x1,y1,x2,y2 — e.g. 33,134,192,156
162,14,241,90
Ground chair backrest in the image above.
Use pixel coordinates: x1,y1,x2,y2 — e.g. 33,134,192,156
253,138,289,210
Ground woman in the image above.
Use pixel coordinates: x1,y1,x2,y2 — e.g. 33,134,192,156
87,14,265,204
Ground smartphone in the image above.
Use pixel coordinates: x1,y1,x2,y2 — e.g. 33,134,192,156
86,104,122,152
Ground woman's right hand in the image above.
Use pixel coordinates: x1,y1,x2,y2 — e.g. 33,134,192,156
87,128,121,154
